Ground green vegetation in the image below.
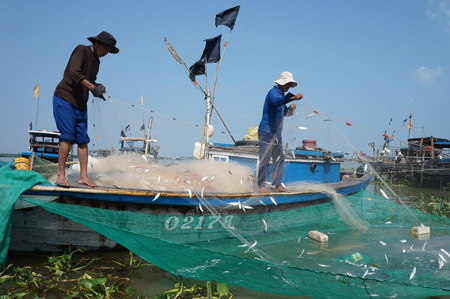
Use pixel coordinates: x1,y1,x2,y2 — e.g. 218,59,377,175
0,248,233,299
413,194,450,218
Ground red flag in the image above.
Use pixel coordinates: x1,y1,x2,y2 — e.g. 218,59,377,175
313,110,319,114
345,122,352,126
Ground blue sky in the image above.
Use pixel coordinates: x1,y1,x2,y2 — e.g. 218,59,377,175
1,0,449,158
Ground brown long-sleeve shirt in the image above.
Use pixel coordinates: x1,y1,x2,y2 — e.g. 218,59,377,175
54,45,100,111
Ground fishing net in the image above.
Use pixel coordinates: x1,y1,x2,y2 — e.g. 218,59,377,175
1,158,447,298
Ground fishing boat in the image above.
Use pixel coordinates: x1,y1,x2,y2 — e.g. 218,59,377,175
21,130,71,163
11,136,371,252
369,136,450,187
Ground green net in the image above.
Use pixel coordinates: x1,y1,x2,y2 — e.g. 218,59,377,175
18,190,450,298
0,165,49,269
2,163,450,298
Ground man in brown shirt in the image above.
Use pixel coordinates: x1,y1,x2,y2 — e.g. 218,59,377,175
53,31,119,187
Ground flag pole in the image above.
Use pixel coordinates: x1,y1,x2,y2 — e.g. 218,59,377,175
33,84,40,130
36,94,40,130
210,29,232,116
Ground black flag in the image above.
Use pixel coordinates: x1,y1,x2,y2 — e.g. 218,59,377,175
202,35,221,63
140,123,145,131
189,35,221,80
29,121,32,131
215,5,240,30
120,130,126,137
189,57,206,80
125,124,130,132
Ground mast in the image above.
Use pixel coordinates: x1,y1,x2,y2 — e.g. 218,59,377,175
144,117,153,155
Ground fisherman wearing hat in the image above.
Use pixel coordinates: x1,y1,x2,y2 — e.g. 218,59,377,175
258,71,304,193
53,31,119,187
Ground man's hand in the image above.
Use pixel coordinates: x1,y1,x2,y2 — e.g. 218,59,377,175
291,93,304,101
92,84,106,100
286,103,296,116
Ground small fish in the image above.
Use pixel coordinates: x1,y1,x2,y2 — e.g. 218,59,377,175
201,176,209,182
270,197,278,206
410,244,414,251
400,240,407,243
259,200,267,206
440,248,450,258
297,249,305,258
318,264,330,267
380,189,389,199
438,253,447,263
385,253,389,265
262,219,268,232
198,203,204,212
245,240,257,252
188,189,192,198
422,241,427,251
185,180,191,185
158,175,161,183
227,202,241,206
243,205,254,210
238,200,242,210
152,193,161,201
346,272,354,277
297,236,302,243
201,187,205,199
298,126,308,130
242,205,246,213
385,294,398,299
238,244,247,248
362,269,369,278
209,176,215,183
409,267,416,280
380,241,387,246
385,221,392,224
439,258,445,269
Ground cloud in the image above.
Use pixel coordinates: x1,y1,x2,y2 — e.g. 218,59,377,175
426,0,450,30
412,66,443,84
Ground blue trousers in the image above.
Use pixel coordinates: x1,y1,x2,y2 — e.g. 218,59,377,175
258,134,284,187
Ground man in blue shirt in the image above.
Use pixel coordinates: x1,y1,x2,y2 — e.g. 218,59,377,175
258,71,303,193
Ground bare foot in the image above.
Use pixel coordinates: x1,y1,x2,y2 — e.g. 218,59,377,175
275,185,291,193
259,186,271,193
56,174,69,187
78,176,97,188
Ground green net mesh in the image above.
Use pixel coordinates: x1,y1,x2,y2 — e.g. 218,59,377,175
2,164,450,298
19,192,450,297
0,165,49,269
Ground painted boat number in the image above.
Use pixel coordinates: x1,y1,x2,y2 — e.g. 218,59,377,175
164,215,234,231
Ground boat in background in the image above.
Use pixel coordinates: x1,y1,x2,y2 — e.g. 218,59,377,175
21,130,72,163
119,137,159,158
370,136,450,187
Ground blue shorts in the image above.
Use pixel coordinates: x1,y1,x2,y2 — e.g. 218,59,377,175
53,95,90,145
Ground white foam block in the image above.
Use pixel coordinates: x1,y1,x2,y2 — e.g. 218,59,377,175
308,230,328,243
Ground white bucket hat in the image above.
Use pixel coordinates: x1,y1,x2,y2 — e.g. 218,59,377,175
274,71,297,87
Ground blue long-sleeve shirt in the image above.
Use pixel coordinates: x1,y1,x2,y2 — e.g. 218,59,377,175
258,86,295,138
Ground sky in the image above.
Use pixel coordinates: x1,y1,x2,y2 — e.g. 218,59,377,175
1,0,450,158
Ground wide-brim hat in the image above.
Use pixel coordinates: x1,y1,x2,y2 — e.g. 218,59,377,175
88,31,119,54
274,71,297,87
